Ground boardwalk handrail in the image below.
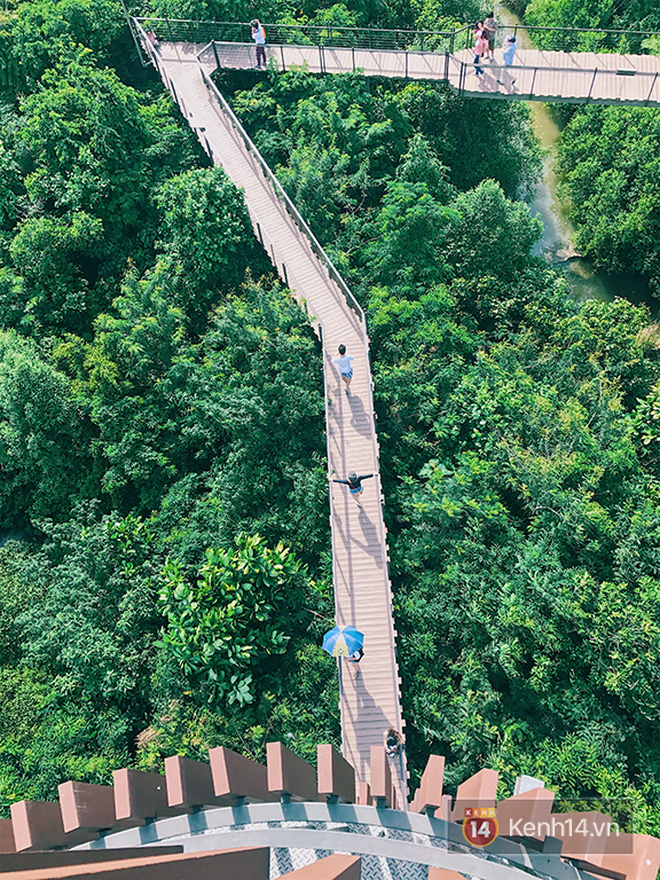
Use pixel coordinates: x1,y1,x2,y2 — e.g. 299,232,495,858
449,54,660,105
136,16,456,51
137,19,407,796
195,41,365,322
135,15,658,55
193,39,402,773
192,46,395,627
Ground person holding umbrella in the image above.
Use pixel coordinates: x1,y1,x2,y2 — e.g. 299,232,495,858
348,647,364,678
322,625,364,679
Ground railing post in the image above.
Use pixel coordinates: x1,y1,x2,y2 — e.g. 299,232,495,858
212,40,219,69
352,46,355,72
123,9,148,67
586,67,598,102
449,30,455,54
444,51,449,81
405,51,408,78
529,66,538,98
280,44,286,72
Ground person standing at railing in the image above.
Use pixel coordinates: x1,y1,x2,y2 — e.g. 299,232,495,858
251,19,267,68
483,12,498,61
498,35,517,85
473,23,488,76
145,28,160,54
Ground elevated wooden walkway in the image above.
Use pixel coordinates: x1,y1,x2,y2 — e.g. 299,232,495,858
205,39,660,106
149,39,408,806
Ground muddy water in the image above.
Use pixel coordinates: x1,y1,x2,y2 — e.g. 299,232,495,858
495,2,657,311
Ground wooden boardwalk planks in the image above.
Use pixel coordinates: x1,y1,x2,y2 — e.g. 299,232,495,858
154,41,408,807
208,39,660,106
451,47,660,104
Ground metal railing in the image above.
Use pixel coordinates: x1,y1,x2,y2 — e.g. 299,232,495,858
193,42,405,788
195,53,398,617
503,22,657,54
135,15,659,56
449,54,660,105
208,39,450,81
196,41,365,321
135,16,458,52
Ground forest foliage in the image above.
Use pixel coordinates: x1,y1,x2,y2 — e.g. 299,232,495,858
0,0,660,838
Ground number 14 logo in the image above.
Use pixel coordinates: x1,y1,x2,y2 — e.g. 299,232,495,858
462,815,499,847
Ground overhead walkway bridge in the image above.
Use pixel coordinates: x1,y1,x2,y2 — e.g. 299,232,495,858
134,18,660,106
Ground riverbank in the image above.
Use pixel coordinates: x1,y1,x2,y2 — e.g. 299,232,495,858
495,1,658,313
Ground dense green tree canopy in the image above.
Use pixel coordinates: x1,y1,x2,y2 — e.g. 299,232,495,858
0,0,660,840
557,106,660,291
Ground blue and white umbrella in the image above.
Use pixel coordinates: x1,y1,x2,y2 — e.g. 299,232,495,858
322,625,364,657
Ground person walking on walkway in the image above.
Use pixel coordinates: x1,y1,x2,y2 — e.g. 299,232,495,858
333,472,374,507
483,12,498,60
332,344,354,394
473,23,488,76
251,19,266,68
498,35,517,85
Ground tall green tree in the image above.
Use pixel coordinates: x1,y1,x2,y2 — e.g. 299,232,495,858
0,330,92,526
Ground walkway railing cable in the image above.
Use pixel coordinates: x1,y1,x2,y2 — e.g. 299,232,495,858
135,16,658,55
192,45,395,626
196,40,365,322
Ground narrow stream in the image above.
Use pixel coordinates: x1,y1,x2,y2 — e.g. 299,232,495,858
495,2,657,311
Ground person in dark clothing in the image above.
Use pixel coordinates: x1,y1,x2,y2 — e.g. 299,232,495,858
348,646,364,678
383,728,403,757
333,471,374,507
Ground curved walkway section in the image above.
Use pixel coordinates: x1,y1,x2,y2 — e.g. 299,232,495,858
205,39,660,105
73,800,590,880
146,36,407,806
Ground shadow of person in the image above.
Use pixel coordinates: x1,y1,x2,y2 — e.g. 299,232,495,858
347,392,372,439
353,508,384,567
497,67,518,92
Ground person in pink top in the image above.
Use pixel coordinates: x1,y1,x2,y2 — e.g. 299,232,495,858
473,22,488,76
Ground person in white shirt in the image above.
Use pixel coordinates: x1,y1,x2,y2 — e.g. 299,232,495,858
251,19,266,68
332,344,354,394
498,35,517,86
